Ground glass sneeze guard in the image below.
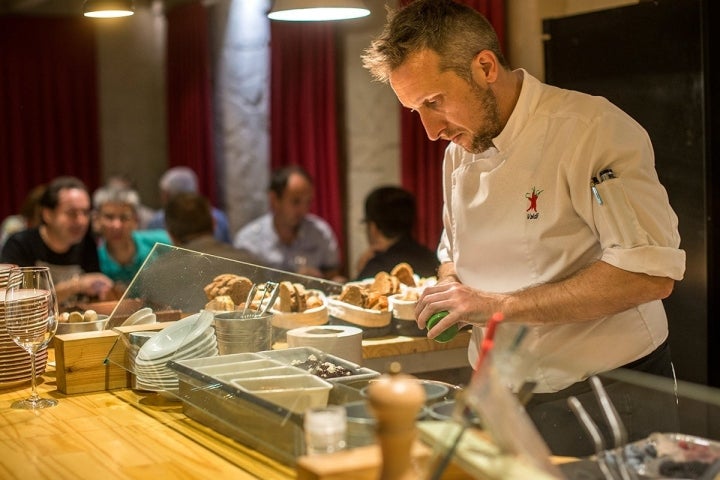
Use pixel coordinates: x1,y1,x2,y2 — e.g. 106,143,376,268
101,243,720,478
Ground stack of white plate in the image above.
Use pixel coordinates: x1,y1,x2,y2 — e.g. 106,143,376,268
0,287,49,388
0,263,17,287
133,311,217,392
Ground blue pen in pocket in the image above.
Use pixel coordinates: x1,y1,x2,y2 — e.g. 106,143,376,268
592,169,649,248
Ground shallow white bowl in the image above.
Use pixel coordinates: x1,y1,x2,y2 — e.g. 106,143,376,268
388,293,418,321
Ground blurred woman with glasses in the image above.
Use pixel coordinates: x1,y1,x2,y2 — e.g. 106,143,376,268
92,186,170,290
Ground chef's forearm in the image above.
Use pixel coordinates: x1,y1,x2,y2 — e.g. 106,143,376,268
437,262,460,284
500,260,675,325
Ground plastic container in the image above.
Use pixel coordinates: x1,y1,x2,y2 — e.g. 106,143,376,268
231,374,333,414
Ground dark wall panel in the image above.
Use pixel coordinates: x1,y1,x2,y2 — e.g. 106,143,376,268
543,0,711,385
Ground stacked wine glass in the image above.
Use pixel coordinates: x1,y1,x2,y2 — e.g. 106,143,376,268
0,264,49,389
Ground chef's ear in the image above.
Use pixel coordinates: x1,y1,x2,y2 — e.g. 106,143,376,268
471,50,499,84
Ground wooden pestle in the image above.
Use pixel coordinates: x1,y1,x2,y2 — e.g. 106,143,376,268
367,362,426,480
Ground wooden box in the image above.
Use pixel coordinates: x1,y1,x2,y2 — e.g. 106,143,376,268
54,322,177,395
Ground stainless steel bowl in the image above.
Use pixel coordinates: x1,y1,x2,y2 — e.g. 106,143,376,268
57,315,109,335
360,379,453,404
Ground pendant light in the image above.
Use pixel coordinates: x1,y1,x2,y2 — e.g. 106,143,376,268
268,0,370,21
83,0,134,18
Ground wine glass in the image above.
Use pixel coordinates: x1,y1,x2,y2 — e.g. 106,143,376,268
4,266,59,409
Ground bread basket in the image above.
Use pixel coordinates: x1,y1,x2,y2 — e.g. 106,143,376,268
326,296,392,329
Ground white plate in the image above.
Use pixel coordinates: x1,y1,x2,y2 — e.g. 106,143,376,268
135,328,216,366
121,308,156,327
135,370,176,382
134,379,179,392
137,311,214,361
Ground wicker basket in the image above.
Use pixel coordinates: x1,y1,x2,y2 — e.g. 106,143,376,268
326,296,392,329
270,303,329,330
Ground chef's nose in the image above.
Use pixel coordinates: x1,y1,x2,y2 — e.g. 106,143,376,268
418,110,445,141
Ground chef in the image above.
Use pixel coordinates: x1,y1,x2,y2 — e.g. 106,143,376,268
362,0,686,456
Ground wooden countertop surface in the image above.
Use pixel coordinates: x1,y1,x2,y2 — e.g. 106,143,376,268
360,330,471,359
1,334,473,480
0,352,294,480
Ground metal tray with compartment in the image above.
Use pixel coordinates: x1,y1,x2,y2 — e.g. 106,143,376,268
167,347,380,466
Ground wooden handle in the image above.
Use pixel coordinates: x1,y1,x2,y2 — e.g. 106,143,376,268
367,362,426,480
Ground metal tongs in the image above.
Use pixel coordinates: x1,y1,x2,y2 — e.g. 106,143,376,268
241,281,279,317
568,376,638,480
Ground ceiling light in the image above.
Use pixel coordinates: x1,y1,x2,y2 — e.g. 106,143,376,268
83,0,134,18
268,0,370,21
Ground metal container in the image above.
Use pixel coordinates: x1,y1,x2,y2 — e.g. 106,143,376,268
213,311,273,354
166,347,381,466
57,315,109,335
257,346,380,384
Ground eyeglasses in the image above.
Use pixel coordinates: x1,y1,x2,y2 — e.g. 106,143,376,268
99,213,135,223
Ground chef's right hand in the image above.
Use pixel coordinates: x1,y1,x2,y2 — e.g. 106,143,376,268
415,280,504,337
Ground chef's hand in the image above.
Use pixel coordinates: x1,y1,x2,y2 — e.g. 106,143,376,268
415,280,505,339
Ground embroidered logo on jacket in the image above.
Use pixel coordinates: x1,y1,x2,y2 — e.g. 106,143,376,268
525,186,543,219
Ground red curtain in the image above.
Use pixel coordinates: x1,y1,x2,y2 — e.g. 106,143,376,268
270,22,346,266
400,0,506,250
0,16,100,220
165,2,218,205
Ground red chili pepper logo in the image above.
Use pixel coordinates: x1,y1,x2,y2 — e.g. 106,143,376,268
525,186,543,213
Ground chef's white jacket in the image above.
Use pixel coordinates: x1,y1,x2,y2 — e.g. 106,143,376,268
438,71,686,393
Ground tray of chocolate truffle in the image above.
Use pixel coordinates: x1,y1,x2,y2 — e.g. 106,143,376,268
166,346,380,466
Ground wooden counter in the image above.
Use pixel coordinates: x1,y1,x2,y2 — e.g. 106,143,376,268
361,330,471,375
1,346,563,480
1,330,473,480
0,354,294,480
53,326,473,395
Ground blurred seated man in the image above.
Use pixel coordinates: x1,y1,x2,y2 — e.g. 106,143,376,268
1,176,114,306
93,186,170,289
165,192,260,264
354,186,439,280
233,165,342,280
148,166,231,243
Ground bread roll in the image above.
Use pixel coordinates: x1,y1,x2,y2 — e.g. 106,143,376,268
391,262,416,287
204,274,253,305
339,284,366,307
293,283,308,312
372,271,400,296
205,295,235,311
277,281,296,312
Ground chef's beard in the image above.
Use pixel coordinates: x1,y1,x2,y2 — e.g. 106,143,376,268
467,81,502,154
